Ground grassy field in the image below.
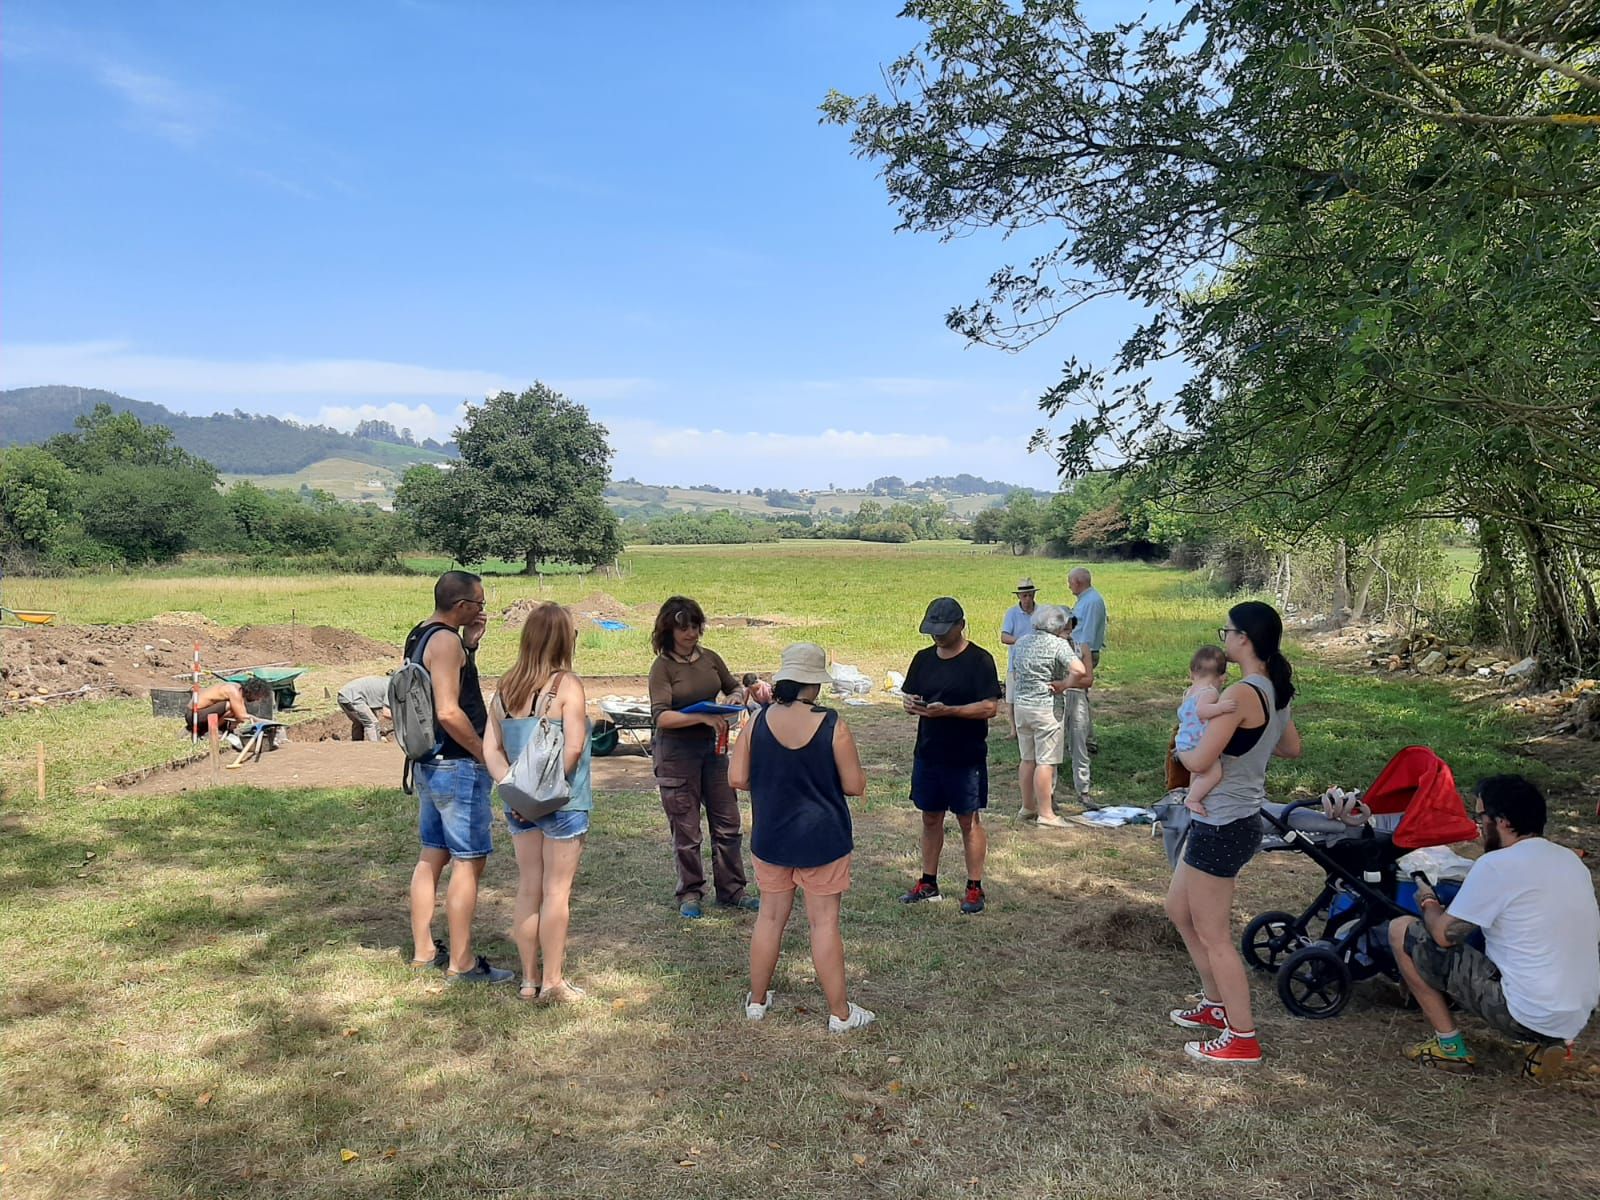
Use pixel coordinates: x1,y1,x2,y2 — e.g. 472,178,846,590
221,456,406,505
3,544,1596,1199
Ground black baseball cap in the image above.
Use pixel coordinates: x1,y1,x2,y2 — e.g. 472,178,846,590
920,597,964,637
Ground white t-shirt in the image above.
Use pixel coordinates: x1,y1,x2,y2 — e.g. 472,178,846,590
1447,838,1600,1041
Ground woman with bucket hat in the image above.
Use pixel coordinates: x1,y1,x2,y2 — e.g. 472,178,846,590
729,642,875,1033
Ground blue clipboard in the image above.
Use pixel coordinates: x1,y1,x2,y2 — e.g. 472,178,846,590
680,701,743,715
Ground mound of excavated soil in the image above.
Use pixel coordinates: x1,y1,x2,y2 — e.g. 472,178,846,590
502,591,642,628
1,620,397,701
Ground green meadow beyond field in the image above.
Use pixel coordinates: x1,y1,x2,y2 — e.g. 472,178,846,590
2,544,1596,1200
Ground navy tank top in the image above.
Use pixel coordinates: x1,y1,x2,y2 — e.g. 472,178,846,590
748,707,853,869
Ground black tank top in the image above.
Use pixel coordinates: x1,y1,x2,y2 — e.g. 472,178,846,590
1221,682,1270,757
748,707,852,869
403,622,487,759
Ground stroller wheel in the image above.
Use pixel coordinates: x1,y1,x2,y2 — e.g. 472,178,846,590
1277,945,1352,1019
1242,910,1305,973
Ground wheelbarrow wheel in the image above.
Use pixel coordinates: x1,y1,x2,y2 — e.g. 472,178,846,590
1241,910,1305,973
589,719,619,757
1278,944,1352,1019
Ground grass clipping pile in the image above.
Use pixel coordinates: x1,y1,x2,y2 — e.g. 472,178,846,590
1,615,396,702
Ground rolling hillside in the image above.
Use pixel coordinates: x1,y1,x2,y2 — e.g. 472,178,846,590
0,386,451,475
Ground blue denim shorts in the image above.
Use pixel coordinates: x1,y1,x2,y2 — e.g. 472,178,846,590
415,758,494,859
910,758,988,815
505,805,591,841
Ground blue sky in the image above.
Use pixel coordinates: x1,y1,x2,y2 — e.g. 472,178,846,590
2,0,1163,490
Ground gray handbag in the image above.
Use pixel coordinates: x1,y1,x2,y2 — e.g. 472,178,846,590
497,674,572,822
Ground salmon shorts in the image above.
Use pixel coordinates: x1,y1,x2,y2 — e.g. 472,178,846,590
752,853,852,897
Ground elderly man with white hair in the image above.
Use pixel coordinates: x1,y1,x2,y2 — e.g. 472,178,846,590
1010,605,1093,827
1067,566,1108,803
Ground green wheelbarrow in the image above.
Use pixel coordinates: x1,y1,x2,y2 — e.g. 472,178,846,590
220,668,306,711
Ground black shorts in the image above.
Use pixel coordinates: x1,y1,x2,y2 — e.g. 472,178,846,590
1183,815,1262,879
185,700,231,733
910,759,988,815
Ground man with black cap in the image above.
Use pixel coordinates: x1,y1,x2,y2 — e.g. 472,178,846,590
899,597,1003,914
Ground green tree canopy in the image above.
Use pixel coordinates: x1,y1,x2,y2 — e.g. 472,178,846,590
398,384,621,572
826,0,1600,669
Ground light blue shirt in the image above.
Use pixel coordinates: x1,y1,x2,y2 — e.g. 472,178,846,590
1001,603,1034,674
1070,586,1107,652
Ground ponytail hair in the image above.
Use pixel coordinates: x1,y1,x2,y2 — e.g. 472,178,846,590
1228,600,1295,709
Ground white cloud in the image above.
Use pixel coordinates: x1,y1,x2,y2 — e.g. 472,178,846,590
0,341,658,408
94,60,212,146
603,418,1056,491
315,401,466,443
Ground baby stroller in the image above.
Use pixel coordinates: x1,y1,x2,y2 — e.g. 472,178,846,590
1242,746,1480,1019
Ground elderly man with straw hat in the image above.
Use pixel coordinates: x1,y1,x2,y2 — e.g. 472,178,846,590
999,577,1039,738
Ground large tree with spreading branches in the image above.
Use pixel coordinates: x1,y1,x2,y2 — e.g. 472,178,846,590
825,0,1600,671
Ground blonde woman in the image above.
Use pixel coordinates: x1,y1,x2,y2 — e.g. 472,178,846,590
484,601,592,1003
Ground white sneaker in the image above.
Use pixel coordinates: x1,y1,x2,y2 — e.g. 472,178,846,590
828,1001,876,1034
224,732,244,751
744,990,773,1020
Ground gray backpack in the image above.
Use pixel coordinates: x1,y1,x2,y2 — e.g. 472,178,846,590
496,674,572,822
389,624,450,794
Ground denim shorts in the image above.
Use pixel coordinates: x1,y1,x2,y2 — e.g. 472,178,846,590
910,758,988,815
415,758,494,859
504,805,591,841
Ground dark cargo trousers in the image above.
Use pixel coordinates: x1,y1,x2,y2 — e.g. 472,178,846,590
653,730,749,905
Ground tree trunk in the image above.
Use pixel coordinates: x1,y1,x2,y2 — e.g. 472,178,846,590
524,546,541,576
1331,539,1351,625
1348,537,1384,623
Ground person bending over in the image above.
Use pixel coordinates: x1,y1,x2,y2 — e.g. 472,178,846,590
1389,774,1600,1080
186,678,272,745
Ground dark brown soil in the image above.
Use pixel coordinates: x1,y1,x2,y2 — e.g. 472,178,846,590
1,617,397,700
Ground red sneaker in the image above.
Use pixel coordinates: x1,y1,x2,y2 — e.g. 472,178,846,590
1184,1029,1262,1064
1169,1001,1227,1031
899,879,942,904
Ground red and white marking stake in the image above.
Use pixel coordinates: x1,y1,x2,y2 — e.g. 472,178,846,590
191,642,202,746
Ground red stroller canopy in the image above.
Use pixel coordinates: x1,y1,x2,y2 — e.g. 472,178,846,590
1364,745,1480,850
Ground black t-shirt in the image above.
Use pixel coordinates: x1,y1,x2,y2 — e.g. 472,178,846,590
903,641,1002,768
403,621,487,760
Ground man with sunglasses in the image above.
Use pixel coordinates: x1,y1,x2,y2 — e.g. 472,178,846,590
1388,774,1599,1080
403,571,513,984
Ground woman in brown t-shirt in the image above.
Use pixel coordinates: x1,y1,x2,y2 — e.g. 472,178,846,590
648,595,757,919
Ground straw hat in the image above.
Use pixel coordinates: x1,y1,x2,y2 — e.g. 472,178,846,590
1015,577,1037,594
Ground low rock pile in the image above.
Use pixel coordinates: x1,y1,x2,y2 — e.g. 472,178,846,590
1509,679,1600,740
1357,630,1537,682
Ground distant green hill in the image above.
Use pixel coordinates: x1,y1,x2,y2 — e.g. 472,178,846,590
0,386,452,474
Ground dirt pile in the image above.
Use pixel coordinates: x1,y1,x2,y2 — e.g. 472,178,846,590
1,618,397,701
502,592,641,628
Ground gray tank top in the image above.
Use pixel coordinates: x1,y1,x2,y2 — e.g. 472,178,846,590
1194,673,1288,825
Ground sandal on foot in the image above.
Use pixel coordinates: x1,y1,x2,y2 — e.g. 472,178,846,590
538,981,587,1005
519,979,540,1000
